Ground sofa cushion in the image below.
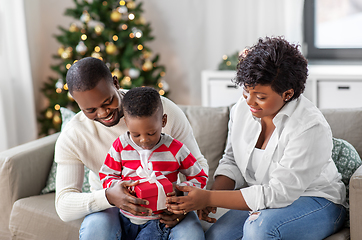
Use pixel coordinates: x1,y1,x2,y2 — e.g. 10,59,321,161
179,105,230,189
41,107,91,194
331,137,362,228
9,193,82,240
332,138,362,196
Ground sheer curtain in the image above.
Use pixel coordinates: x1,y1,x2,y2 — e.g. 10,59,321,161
142,0,305,105
0,0,37,151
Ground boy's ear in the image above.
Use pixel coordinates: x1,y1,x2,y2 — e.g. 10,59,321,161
162,114,167,127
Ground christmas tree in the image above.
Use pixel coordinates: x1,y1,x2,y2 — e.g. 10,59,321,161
38,0,168,136
218,51,240,71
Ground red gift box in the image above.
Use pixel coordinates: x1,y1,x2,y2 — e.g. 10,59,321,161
135,177,173,212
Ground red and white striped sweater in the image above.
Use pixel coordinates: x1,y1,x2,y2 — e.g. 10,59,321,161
99,133,208,191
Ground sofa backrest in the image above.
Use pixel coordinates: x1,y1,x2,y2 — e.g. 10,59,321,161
179,105,362,190
321,108,362,158
179,105,230,189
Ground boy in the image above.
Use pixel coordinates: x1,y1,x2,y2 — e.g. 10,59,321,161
99,87,207,239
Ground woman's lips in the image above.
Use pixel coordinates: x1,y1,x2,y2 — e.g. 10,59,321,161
250,107,262,113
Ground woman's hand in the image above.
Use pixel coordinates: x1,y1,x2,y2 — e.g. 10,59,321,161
165,185,210,214
105,180,152,216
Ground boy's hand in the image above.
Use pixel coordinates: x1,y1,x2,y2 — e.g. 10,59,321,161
197,207,217,223
105,180,152,216
170,183,184,197
159,209,187,228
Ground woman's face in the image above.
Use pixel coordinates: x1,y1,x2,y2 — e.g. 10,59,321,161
71,78,123,127
242,84,294,120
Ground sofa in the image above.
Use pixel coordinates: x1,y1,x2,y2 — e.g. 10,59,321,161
1,104,362,240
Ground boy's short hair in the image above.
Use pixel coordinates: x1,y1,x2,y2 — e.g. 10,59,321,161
66,57,113,94
122,87,162,117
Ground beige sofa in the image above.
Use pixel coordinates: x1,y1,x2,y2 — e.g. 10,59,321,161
1,105,362,240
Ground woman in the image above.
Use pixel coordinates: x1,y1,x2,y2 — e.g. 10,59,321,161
166,36,347,239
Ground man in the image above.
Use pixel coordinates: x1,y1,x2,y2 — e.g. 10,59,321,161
55,57,208,239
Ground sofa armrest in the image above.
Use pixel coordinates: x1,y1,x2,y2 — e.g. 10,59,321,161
0,133,60,200
349,164,362,240
0,132,60,236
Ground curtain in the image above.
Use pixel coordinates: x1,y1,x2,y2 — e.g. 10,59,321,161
141,0,305,105
0,0,37,151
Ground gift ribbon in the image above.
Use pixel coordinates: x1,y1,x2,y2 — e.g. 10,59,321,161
136,166,168,210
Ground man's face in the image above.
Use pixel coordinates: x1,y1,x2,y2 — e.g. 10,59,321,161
71,78,123,127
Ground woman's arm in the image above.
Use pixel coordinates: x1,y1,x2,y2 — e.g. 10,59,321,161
166,185,251,213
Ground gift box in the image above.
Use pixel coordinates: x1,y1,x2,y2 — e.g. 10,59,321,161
135,177,173,212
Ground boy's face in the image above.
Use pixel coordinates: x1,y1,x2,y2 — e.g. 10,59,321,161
71,77,123,127
125,109,167,150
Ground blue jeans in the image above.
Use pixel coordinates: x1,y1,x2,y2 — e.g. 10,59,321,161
205,197,346,240
79,207,205,240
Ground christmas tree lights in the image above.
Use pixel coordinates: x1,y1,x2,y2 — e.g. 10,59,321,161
38,0,167,136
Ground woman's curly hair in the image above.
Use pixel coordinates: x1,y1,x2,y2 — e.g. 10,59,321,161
235,36,308,101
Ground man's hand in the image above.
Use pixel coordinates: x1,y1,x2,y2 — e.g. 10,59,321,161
105,180,152,216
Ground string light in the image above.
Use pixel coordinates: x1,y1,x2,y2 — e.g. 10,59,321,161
54,104,61,111
128,13,135,20
122,24,128,30
45,109,53,119
66,64,72,69
119,0,125,5
113,35,119,41
135,31,142,38
94,46,101,52
137,44,143,50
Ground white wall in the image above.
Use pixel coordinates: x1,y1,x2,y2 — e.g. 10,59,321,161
25,0,304,112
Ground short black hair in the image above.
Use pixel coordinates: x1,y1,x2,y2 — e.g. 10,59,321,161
66,57,113,94
122,87,162,117
235,36,308,101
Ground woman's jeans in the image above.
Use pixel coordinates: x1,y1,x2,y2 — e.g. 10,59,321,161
206,196,346,240
79,207,205,240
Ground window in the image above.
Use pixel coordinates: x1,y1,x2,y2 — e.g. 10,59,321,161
304,0,362,60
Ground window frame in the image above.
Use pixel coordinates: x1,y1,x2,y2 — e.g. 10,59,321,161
303,0,362,60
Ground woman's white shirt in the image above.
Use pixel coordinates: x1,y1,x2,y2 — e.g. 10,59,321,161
214,95,346,211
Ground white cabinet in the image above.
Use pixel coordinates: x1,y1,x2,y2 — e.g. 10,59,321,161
318,81,362,109
202,64,362,109
201,70,241,107
308,64,362,109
